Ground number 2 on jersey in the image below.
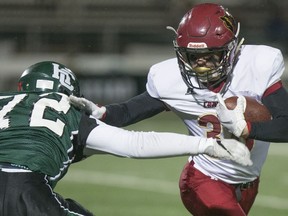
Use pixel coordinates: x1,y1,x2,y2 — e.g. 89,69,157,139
198,113,255,151
198,114,221,139
0,94,70,136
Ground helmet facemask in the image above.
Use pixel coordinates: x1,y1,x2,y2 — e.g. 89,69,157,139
175,38,239,90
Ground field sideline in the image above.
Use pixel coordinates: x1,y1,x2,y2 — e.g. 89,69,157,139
56,112,288,216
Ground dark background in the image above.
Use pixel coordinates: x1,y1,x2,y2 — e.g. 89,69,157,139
1,0,288,103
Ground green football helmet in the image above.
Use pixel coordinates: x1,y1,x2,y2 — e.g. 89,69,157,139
18,61,80,96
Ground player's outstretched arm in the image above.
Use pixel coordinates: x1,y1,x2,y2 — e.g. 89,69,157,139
83,119,252,166
69,93,165,127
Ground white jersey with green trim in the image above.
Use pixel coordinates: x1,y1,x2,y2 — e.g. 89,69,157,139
146,45,285,184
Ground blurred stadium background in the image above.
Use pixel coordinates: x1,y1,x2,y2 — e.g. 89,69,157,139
1,0,288,215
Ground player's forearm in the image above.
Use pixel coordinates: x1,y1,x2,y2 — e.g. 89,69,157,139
83,119,252,166
84,120,207,158
249,119,288,142
248,86,288,142
104,91,166,127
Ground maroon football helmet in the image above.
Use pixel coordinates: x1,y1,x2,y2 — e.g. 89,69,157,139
173,3,241,91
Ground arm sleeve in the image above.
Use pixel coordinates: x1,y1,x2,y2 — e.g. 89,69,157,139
84,119,207,158
248,83,288,142
103,91,167,127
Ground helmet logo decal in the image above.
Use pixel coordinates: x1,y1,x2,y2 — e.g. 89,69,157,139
220,13,235,33
36,79,54,90
52,63,75,91
187,42,208,49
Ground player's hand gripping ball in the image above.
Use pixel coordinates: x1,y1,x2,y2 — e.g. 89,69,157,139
224,96,271,122
216,94,271,137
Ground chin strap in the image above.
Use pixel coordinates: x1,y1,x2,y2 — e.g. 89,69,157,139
235,37,245,57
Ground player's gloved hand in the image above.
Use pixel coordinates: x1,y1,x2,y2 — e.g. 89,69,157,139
69,95,106,119
216,93,247,137
201,138,253,166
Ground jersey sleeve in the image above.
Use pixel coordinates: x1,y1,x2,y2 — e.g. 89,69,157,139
78,112,98,149
265,49,285,90
146,65,161,98
248,48,288,142
253,47,285,95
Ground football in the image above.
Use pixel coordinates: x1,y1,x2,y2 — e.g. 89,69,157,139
224,96,271,122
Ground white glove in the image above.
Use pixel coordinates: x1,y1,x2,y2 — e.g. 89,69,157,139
69,95,106,119
216,94,247,137
201,138,252,166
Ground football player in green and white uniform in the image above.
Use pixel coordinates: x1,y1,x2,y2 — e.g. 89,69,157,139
0,61,251,216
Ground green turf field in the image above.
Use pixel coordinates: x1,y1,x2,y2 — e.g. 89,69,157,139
55,112,288,215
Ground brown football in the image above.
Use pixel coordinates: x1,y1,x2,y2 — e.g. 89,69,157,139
224,96,271,122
